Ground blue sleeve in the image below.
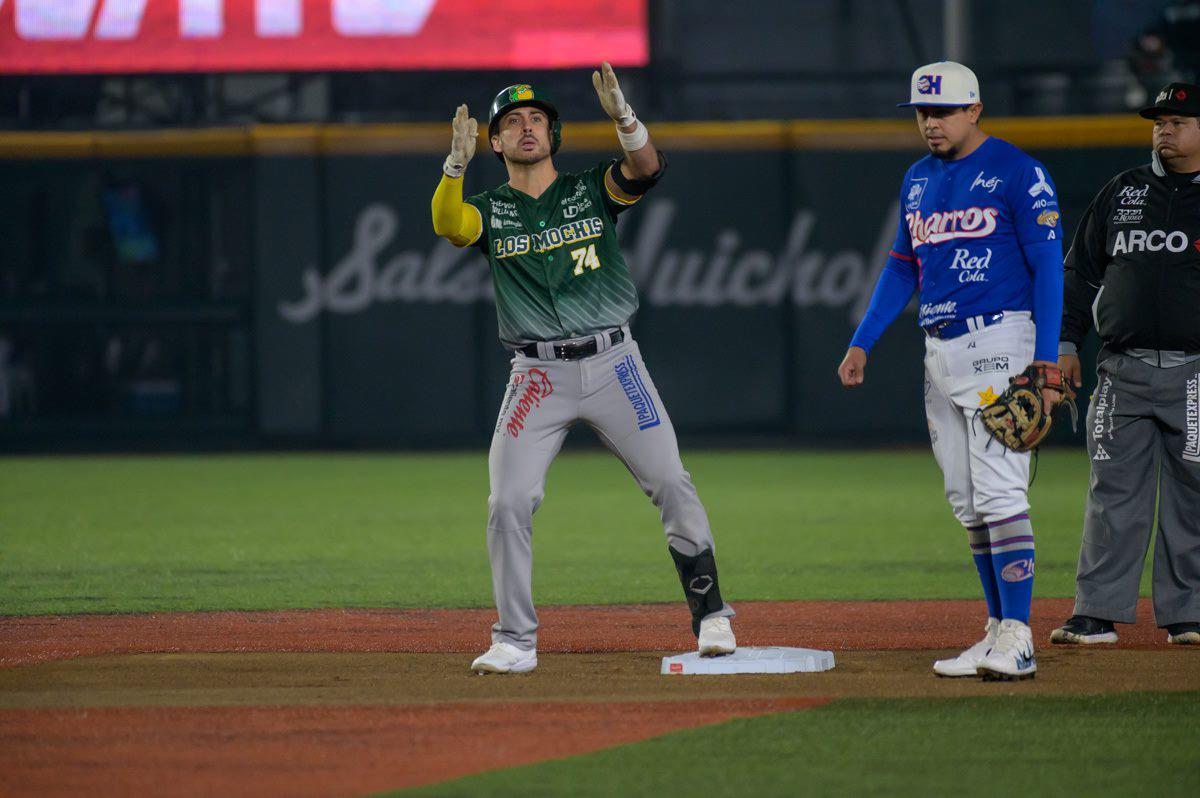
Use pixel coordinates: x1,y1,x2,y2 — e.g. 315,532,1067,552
850,198,919,352
1009,159,1064,248
1025,239,1064,362
890,195,914,260
849,252,919,353
1007,159,1065,361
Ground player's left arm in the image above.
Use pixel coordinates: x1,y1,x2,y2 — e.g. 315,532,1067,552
431,104,484,248
1010,160,1066,410
593,62,665,205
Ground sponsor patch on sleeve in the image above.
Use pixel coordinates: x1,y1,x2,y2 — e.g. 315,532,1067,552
1036,210,1060,227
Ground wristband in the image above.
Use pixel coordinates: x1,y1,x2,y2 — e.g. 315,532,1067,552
443,155,466,179
616,117,648,151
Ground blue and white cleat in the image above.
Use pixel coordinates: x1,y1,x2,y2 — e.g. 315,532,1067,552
933,617,999,677
978,619,1037,681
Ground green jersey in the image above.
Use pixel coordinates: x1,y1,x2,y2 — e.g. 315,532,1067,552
466,162,641,346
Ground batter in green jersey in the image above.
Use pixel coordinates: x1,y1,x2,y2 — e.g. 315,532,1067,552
466,162,640,346
432,63,736,675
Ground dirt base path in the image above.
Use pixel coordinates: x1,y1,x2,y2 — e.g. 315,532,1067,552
0,597,1179,668
1,599,1196,798
0,698,828,798
2,649,1197,709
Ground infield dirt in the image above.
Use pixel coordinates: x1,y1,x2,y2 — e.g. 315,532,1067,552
1,598,1196,797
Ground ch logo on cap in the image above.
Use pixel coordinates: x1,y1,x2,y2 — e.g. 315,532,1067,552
1177,89,1189,101
917,75,943,95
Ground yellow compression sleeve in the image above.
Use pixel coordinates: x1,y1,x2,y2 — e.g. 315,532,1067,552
431,174,483,248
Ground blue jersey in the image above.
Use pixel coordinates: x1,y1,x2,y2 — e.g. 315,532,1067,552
896,137,1063,326
851,136,1065,362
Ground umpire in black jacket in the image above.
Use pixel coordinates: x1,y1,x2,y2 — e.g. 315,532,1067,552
1052,83,1200,647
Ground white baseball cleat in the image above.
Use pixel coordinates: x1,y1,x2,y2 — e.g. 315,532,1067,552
933,617,999,677
698,616,736,656
470,641,537,675
977,618,1037,681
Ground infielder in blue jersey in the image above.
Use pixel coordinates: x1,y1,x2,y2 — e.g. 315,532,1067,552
838,62,1065,680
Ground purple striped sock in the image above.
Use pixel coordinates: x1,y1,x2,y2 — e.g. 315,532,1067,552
968,523,1001,619
988,513,1035,624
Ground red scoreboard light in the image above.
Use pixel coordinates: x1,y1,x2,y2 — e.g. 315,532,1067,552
0,0,649,73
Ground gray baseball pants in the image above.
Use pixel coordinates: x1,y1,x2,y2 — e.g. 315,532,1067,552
1073,350,1200,627
487,334,734,650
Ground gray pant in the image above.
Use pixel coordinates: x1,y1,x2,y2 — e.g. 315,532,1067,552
1074,350,1200,627
487,336,733,649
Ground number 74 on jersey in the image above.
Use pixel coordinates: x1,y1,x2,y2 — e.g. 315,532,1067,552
570,244,602,276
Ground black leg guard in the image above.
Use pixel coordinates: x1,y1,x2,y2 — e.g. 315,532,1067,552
669,546,725,637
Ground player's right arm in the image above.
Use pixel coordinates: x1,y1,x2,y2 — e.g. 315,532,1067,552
431,104,484,248
592,62,665,210
1059,180,1113,386
838,197,919,387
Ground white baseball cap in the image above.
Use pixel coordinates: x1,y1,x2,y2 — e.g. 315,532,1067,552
897,61,981,107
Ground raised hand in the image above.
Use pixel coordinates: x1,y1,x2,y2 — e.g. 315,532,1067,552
445,104,478,176
592,62,635,126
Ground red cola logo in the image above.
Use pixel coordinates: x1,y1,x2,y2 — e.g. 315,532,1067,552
506,369,553,438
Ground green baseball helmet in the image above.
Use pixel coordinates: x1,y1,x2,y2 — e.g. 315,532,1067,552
487,84,562,160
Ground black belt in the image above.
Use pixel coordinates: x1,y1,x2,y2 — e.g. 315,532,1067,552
923,312,1005,340
519,329,624,361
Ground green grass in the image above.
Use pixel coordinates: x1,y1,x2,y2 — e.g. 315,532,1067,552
394,692,1200,798
0,451,1183,796
0,449,1123,616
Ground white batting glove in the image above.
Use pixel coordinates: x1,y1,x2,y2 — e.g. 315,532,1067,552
444,104,477,179
592,62,648,151
592,62,636,127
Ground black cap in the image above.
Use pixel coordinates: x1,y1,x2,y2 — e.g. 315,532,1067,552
1138,83,1200,118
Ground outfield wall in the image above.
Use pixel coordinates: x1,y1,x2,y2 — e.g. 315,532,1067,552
0,119,1146,448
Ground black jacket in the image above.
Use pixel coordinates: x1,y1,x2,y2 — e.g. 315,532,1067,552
1062,152,1200,352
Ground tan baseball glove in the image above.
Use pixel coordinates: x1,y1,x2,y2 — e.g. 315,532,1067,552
978,363,1078,452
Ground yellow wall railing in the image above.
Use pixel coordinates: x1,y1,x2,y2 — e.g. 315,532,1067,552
0,115,1152,159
